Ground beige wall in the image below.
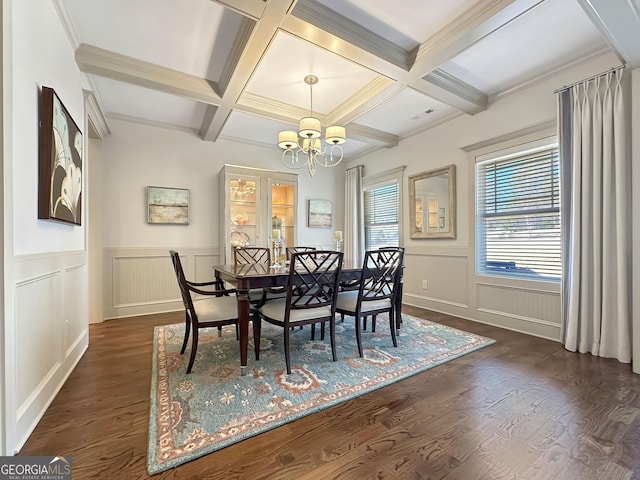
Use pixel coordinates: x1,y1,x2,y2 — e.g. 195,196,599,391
356,51,621,341
99,118,346,319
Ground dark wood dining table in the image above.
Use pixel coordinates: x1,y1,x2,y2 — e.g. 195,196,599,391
213,260,403,375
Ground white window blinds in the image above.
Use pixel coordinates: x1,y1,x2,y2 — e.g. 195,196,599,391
364,180,399,250
476,146,561,280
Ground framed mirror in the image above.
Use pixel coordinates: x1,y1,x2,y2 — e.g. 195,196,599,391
409,165,456,239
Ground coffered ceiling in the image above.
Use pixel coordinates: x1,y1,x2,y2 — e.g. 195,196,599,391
56,0,639,159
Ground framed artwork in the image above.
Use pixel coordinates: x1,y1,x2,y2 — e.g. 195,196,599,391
147,186,190,224
307,199,332,228
38,86,83,225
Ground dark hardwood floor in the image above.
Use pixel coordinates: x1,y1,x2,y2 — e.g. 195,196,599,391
19,306,640,479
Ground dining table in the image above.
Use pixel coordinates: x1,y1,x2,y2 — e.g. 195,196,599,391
213,260,403,375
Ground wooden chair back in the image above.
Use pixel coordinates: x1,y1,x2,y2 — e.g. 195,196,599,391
285,251,343,321
358,247,404,304
234,246,270,265
285,246,316,260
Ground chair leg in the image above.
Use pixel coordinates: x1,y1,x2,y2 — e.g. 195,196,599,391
253,316,261,361
186,324,198,374
340,313,344,323
355,315,364,358
389,310,397,347
372,314,377,333
320,321,325,341
180,310,190,354
284,326,292,374
330,319,337,362
311,324,316,340
217,326,222,337
363,316,367,330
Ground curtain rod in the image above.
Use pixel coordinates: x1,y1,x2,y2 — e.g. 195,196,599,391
554,64,626,94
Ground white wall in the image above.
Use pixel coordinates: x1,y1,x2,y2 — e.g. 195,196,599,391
1,0,89,454
100,118,345,319
352,51,621,340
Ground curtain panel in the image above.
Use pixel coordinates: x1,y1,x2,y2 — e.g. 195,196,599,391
345,165,364,265
559,68,632,363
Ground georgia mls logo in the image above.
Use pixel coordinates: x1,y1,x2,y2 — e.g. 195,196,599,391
49,456,71,473
0,455,72,479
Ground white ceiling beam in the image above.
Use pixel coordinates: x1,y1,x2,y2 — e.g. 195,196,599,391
419,69,488,114
75,44,222,106
347,123,399,148
211,0,267,21
576,0,640,68
410,0,544,78
282,0,543,119
290,0,411,70
199,0,295,141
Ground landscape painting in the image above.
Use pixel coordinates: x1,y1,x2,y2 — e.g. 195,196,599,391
148,186,189,224
307,199,332,228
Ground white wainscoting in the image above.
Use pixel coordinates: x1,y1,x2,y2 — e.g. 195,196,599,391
13,251,88,452
402,246,561,340
403,247,469,308
103,246,220,320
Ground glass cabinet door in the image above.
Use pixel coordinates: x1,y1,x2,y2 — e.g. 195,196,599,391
228,176,259,250
220,165,297,264
270,180,296,263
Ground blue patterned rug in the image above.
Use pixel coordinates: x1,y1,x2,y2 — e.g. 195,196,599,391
147,314,495,474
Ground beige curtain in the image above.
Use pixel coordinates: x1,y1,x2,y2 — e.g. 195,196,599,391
345,165,364,265
559,68,632,362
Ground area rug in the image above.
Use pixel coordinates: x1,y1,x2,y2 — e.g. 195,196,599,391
147,314,495,474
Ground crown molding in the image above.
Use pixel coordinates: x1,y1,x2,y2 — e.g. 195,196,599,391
106,112,200,136
51,0,80,49
82,90,110,139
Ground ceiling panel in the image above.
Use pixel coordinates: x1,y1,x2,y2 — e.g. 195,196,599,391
94,77,207,130
439,0,608,94
317,0,479,49
354,88,459,136
65,0,243,81
244,31,379,115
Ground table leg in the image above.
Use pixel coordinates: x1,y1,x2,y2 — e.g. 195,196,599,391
237,289,250,376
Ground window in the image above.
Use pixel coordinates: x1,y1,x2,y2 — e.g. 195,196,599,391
363,168,403,250
476,143,560,280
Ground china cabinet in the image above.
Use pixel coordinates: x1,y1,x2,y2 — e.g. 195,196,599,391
219,165,298,264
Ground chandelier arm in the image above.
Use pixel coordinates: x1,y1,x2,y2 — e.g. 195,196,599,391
281,149,308,170
314,145,344,167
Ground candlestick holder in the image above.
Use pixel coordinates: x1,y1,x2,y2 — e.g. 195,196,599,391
335,239,342,252
271,240,281,268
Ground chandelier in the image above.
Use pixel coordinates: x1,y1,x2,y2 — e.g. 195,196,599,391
277,75,346,176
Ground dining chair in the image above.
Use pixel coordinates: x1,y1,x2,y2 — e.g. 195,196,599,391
361,247,405,332
254,250,343,374
335,247,405,357
170,250,239,374
233,246,275,306
285,246,316,260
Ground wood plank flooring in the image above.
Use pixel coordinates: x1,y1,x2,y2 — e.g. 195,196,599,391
18,306,640,479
